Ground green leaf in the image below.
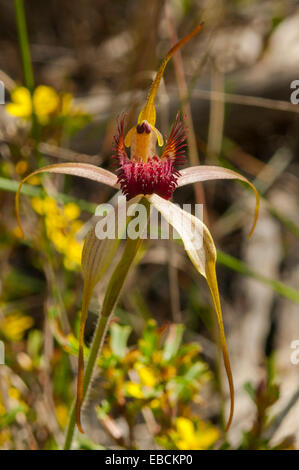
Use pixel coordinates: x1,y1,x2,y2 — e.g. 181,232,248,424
218,251,299,304
138,319,159,359
0,406,27,430
184,362,207,381
163,324,184,362
27,329,43,360
0,176,97,213
244,381,256,402
110,323,132,358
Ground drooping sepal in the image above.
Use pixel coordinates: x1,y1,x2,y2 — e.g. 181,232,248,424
147,193,235,431
76,198,128,432
177,165,260,237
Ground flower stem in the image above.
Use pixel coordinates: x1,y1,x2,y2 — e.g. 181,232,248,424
63,200,149,449
63,314,109,450
14,0,34,92
14,0,42,161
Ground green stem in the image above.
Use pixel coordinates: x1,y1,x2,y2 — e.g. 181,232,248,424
63,314,109,450
63,200,149,449
14,0,42,161
0,176,97,213
14,0,34,92
63,400,76,450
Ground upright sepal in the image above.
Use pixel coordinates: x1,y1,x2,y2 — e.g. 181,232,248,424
137,23,204,126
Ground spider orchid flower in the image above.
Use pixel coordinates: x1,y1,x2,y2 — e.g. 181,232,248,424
16,24,259,436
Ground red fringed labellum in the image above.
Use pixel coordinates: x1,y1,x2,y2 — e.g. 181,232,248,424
113,114,187,200
116,156,181,200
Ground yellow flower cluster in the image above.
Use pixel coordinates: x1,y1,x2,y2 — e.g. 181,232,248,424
31,196,83,270
172,417,219,450
0,312,33,342
6,85,76,125
0,380,29,447
125,382,144,399
55,403,69,429
125,362,157,399
135,363,156,387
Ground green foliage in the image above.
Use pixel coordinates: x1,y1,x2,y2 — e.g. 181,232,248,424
95,320,215,449
238,359,295,450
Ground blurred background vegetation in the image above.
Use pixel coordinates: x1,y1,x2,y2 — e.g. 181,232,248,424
0,0,299,450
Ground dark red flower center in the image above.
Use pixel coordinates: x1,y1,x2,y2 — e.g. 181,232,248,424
116,156,181,200
113,115,186,200
136,122,151,134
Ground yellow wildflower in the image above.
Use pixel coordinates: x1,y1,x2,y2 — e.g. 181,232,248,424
0,429,11,446
43,197,59,214
27,175,41,186
164,365,176,379
1,161,13,177
135,363,156,387
65,238,83,265
6,87,32,118
0,396,5,416
6,85,76,125
0,312,34,341
149,398,160,409
174,417,219,450
31,197,44,215
152,350,163,364
32,85,59,123
126,382,144,399
50,230,68,252
56,403,69,429
64,202,81,220
61,93,73,115
9,387,20,400
70,220,83,235
30,196,83,270
51,213,68,230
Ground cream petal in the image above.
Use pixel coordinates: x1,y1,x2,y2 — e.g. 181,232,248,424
16,162,119,238
147,193,234,431
177,165,260,237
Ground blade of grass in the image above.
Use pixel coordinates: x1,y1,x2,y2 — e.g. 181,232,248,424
206,64,225,164
267,204,299,239
189,88,299,115
14,0,42,161
14,0,34,92
217,250,299,304
215,153,299,239
0,176,97,213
